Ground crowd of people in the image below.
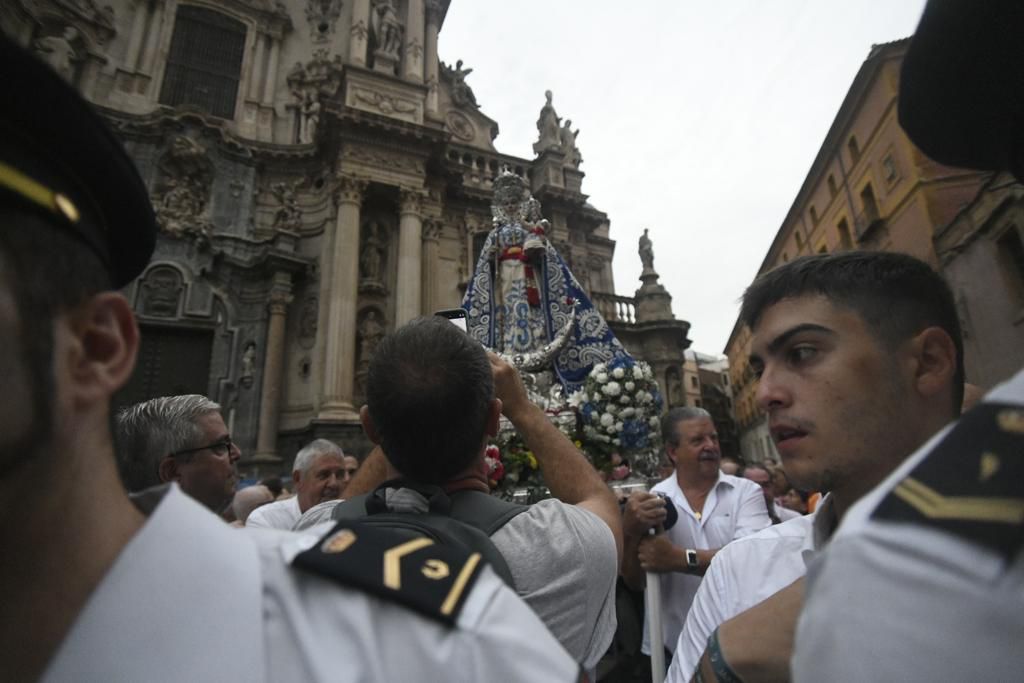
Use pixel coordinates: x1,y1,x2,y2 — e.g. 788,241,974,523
1,0,1022,680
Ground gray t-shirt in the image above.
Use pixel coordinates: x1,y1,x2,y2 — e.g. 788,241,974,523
491,498,619,672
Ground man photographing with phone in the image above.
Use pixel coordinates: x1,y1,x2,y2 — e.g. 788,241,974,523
326,315,623,676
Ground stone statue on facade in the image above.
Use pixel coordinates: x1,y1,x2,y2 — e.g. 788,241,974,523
34,26,81,83
371,0,403,59
240,342,257,385
638,228,655,271
360,222,385,285
299,92,321,143
559,119,582,167
272,181,303,232
357,310,386,367
154,137,214,239
441,59,478,109
533,90,562,154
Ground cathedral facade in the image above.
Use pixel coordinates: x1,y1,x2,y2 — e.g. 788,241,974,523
3,0,690,472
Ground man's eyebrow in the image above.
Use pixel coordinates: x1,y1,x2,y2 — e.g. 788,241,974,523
766,323,836,355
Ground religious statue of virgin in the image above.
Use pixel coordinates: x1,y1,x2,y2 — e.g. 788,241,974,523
462,169,627,394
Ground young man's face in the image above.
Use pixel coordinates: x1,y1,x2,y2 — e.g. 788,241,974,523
749,295,912,500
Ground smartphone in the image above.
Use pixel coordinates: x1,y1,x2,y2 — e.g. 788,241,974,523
435,308,467,332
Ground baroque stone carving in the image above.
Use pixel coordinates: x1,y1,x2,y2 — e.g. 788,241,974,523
50,0,116,44
240,342,257,387
272,180,303,232
153,136,214,239
559,119,582,167
140,266,183,317
532,90,582,167
357,308,386,370
344,145,425,175
441,59,478,109
305,0,343,42
353,87,417,116
445,111,475,142
33,26,83,83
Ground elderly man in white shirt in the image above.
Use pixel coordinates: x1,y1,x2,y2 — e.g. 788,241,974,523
621,407,770,663
247,438,348,529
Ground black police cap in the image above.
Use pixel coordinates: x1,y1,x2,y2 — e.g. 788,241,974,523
899,0,1024,180
0,30,156,288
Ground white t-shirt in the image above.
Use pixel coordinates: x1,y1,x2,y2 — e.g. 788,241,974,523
245,495,301,530
642,473,772,655
668,496,834,682
42,485,580,682
793,368,1024,682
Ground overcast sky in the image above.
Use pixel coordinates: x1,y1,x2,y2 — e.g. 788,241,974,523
439,1,928,354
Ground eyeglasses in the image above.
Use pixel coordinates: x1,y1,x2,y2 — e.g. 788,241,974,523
170,437,234,459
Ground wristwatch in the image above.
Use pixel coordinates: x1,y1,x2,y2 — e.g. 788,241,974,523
685,548,699,570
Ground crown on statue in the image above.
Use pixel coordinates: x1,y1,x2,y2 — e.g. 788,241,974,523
491,166,532,225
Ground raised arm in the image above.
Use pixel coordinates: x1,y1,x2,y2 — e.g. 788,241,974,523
489,352,623,563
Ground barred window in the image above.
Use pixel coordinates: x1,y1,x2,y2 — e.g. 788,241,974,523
159,6,246,119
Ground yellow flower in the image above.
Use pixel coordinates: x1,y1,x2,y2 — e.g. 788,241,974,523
574,440,582,448
527,452,538,469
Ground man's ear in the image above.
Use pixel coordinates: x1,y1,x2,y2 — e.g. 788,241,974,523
485,398,502,438
359,405,381,444
909,326,958,400
158,455,179,484
65,292,139,407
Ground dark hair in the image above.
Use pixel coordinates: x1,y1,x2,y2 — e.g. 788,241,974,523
660,406,713,446
0,207,112,475
260,476,284,498
365,316,494,484
739,251,964,414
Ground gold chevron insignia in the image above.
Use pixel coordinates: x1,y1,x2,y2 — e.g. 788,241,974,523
979,452,1001,482
893,477,1024,524
997,409,1024,434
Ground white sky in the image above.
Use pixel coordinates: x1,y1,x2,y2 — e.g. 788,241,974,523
439,1,928,354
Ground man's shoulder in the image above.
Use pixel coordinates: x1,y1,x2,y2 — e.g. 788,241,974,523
651,475,678,495
719,512,814,557
247,496,300,528
502,498,612,544
719,473,762,497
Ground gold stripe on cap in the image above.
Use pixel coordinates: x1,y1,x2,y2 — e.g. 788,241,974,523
0,161,80,224
893,477,1024,525
441,552,481,616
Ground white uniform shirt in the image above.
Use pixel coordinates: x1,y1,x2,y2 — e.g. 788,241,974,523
793,368,1024,682
642,473,771,655
42,485,580,683
245,494,300,530
668,498,832,682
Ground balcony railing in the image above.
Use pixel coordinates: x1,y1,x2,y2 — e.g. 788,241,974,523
592,291,636,324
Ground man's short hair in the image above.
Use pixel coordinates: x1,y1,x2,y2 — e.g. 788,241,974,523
115,394,222,492
366,316,494,485
739,251,964,413
661,406,713,446
293,439,344,475
739,463,770,479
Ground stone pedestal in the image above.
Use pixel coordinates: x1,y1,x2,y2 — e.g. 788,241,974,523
635,270,675,323
373,50,399,75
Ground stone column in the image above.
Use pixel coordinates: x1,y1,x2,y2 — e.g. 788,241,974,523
403,0,425,83
319,175,367,420
394,188,424,325
124,1,149,72
247,33,266,100
349,0,370,67
421,219,442,314
262,37,280,105
253,272,293,460
140,0,165,75
424,0,442,114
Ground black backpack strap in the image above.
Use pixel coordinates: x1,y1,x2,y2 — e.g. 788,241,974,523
446,490,528,535
292,519,486,626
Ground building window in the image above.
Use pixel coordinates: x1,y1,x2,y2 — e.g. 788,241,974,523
997,226,1024,305
160,6,247,119
809,206,819,225
860,183,879,220
827,174,838,197
795,231,804,249
690,376,698,389
837,217,853,249
848,135,861,162
883,154,898,182
818,245,828,254
782,252,789,262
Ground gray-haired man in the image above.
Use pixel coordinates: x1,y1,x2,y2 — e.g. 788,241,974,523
247,438,347,529
116,394,240,513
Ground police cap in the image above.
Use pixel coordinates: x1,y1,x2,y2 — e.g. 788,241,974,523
0,30,156,287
